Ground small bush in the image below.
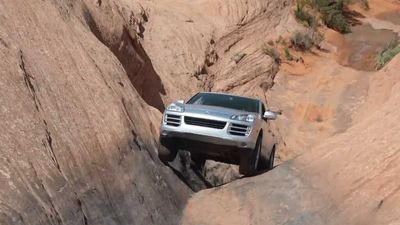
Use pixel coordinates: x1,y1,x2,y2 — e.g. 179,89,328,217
263,46,281,64
284,48,294,61
322,10,351,33
320,1,351,33
304,0,351,33
376,38,400,70
291,31,314,51
295,3,317,27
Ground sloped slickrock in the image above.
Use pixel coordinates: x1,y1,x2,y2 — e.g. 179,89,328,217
181,56,400,225
0,0,190,224
110,0,297,102
130,0,298,186
0,1,297,223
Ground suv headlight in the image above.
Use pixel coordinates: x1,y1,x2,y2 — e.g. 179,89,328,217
230,114,255,122
166,103,185,112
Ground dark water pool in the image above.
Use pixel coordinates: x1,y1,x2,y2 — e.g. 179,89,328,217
337,24,397,71
378,10,400,25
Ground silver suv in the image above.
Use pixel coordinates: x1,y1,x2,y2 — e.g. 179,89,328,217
158,92,278,176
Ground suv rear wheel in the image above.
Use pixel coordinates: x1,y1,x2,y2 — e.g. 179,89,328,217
258,144,276,171
267,146,276,170
239,135,261,176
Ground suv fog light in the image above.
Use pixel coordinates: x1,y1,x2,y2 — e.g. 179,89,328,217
245,126,252,135
240,142,247,147
161,131,168,136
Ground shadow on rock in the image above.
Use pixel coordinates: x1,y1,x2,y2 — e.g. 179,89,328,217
167,151,213,192
82,5,166,112
166,151,276,191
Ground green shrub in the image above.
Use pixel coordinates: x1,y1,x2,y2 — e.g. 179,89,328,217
295,3,317,27
303,0,351,33
322,10,351,33
263,46,281,64
284,48,294,61
319,0,351,33
291,31,314,51
376,38,400,70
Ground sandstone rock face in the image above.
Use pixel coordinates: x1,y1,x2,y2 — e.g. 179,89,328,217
181,1,400,223
0,1,191,224
0,0,294,223
131,0,297,104
5,0,399,224
132,0,297,186
181,56,400,225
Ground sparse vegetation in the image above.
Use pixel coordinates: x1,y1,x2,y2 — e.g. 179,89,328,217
298,0,351,33
291,31,314,51
376,38,400,70
290,30,325,51
284,48,294,61
262,46,281,64
317,0,351,33
295,2,317,27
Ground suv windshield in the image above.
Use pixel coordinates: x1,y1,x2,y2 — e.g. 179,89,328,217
187,93,259,113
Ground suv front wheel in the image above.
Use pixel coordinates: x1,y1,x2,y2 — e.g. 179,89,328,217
239,135,262,176
158,138,178,163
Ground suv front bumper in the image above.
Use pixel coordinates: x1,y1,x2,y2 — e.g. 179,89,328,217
160,114,258,150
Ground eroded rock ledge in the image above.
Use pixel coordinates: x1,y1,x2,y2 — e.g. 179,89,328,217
0,1,190,224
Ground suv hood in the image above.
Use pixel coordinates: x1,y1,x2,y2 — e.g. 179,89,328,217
182,104,257,120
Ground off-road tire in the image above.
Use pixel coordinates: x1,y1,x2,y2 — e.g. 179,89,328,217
258,144,276,171
239,135,262,176
267,146,276,170
158,141,178,163
190,153,206,175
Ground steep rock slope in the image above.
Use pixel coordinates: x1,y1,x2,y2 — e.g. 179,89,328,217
0,1,190,225
181,56,400,225
0,0,296,223
132,0,298,185
265,0,400,160
267,51,371,160
130,0,297,102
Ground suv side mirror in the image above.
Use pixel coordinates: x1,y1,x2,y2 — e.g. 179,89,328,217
176,99,185,104
263,111,277,120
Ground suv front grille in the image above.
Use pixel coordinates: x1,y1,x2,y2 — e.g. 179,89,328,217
165,114,181,127
229,123,250,136
184,116,226,129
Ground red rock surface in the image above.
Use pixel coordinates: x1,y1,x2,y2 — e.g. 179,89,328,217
0,1,190,224
2,0,400,224
181,56,400,225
